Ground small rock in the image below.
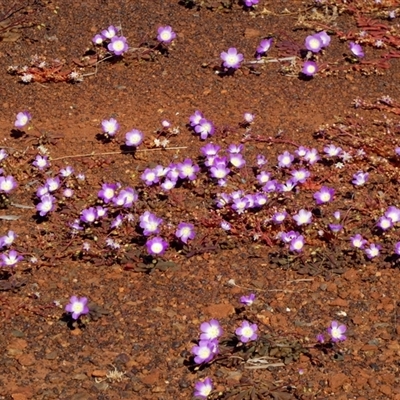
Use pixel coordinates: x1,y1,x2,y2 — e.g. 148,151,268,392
73,374,88,380
329,373,348,390
203,303,235,319
329,298,349,307
12,394,28,400
380,384,392,396
17,353,36,366
91,370,107,377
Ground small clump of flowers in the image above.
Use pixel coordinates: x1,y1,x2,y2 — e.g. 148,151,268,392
92,25,129,56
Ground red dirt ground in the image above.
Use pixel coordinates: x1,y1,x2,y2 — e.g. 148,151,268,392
2,0,400,399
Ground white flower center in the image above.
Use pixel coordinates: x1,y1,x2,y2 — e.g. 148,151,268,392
241,326,253,338
161,31,172,41
72,302,84,314
113,40,124,51
151,242,163,254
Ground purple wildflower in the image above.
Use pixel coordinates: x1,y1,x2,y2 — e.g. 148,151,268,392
110,214,123,229
107,36,128,56
210,162,230,180
229,153,246,168
65,296,89,320
277,151,294,168
304,148,320,164
92,34,104,45
256,154,267,166
324,144,342,157
63,188,74,198
316,333,325,343
146,237,168,256
385,206,400,223
315,31,331,47
293,209,312,225
36,185,48,197
194,377,213,399
352,171,369,186
191,339,218,364
350,42,364,58
125,129,144,147
243,112,254,123
290,235,305,252
365,243,381,259
0,149,7,162
244,0,259,6
377,216,393,231
280,231,299,244
200,319,223,340
262,180,279,193
36,194,56,216
215,193,231,208
157,26,176,43
256,38,272,55
0,231,16,248
45,177,61,192
240,293,256,306
0,250,23,267
194,118,215,140
98,183,118,203
80,207,97,224
101,118,119,136
221,220,231,231
271,211,287,224
394,242,400,255
220,47,244,69
141,168,160,186
201,143,220,157
140,211,163,236
350,233,366,249
313,186,335,205
95,206,107,218
295,146,308,158
291,169,310,183
329,224,343,233
0,175,17,193
176,222,196,244
305,34,323,53
235,320,258,343
327,321,347,342
189,110,204,127
33,155,50,170
232,197,249,214
178,159,200,180
253,193,267,207
60,166,74,177
101,25,118,39
14,111,31,129
227,144,243,154
256,171,271,185
113,187,138,207
302,61,318,76
281,179,297,192
161,179,177,191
